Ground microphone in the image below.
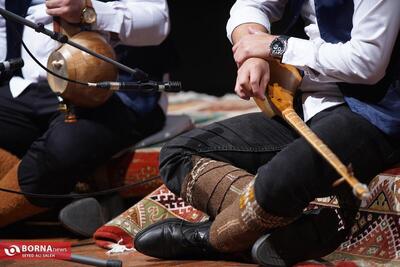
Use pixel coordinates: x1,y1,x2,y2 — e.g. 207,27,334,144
91,81,182,93
0,58,24,73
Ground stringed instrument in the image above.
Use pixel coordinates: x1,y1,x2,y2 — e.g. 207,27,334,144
254,60,371,200
46,18,118,109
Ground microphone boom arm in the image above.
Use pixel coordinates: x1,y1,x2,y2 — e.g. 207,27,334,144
91,81,182,93
0,7,148,81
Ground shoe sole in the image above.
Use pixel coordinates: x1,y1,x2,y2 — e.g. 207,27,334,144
59,198,105,237
252,234,289,267
251,208,344,267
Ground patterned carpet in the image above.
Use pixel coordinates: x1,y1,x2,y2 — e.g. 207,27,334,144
317,167,400,266
93,92,400,266
94,184,209,252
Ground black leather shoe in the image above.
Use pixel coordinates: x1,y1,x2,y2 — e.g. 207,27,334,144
59,194,125,237
134,218,218,260
59,198,106,237
252,208,347,266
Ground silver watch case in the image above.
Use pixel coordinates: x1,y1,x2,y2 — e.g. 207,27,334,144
269,35,289,59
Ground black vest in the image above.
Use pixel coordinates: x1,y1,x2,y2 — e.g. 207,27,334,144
3,0,163,113
2,0,31,80
279,0,400,137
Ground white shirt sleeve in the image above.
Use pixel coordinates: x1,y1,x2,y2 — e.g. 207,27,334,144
92,0,170,46
226,0,287,43
283,0,400,85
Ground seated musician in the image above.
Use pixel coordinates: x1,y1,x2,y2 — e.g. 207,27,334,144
133,0,400,265
0,0,169,227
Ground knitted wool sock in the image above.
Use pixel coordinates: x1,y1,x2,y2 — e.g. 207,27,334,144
209,179,296,253
181,156,254,218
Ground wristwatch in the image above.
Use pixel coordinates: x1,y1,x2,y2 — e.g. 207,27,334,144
81,0,97,25
269,35,290,59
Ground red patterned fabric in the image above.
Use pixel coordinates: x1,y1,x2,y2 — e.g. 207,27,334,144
95,167,400,266
94,94,400,265
96,148,163,198
94,184,209,250
313,166,400,265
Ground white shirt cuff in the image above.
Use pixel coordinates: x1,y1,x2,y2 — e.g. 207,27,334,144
282,37,328,81
92,1,125,35
282,37,315,69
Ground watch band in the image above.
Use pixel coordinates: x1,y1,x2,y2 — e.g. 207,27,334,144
269,35,290,59
85,0,93,8
81,0,97,25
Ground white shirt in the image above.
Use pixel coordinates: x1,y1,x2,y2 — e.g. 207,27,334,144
0,0,170,97
227,0,400,121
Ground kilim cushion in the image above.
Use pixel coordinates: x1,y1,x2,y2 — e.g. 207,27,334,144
106,147,163,199
313,166,400,265
87,147,163,199
94,93,400,265
93,184,209,252
94,167,400,266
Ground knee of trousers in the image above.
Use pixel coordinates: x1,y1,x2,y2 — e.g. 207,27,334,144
17,153,81,207
159,142,195,196
254,166,317,218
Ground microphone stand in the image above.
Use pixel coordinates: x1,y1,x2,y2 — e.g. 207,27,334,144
0,7,182,123
65,254,122,267
0,8,166,267
0,7,148,81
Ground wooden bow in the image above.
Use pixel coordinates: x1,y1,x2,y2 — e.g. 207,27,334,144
254,60,371,200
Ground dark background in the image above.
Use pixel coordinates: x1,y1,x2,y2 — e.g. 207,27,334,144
167,1,237,96
118,1,304,96
118,1,238,96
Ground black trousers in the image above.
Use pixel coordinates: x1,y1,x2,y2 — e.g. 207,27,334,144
160,105,400,218
0,82,165,206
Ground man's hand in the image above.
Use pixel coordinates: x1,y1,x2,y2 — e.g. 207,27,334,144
233,27,276,67
234,57,270,101
46,0,85,23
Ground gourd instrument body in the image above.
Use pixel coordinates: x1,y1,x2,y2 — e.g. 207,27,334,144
47,20,117,108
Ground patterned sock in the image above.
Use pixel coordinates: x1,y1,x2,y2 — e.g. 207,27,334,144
181,156,254,218
209,179,296,253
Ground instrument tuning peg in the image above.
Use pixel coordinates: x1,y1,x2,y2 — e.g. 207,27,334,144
58,101,77,123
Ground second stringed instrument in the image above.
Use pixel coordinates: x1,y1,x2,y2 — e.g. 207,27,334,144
47,17,118,108
254,60,371,200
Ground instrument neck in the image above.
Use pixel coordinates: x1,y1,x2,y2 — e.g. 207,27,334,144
53,17,81,37
281,108,369,199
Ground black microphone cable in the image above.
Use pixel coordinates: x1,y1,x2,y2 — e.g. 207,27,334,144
8,20,182,93
20,34,88,87
4,20,89,86
0,175,161,199
0,14,176,200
